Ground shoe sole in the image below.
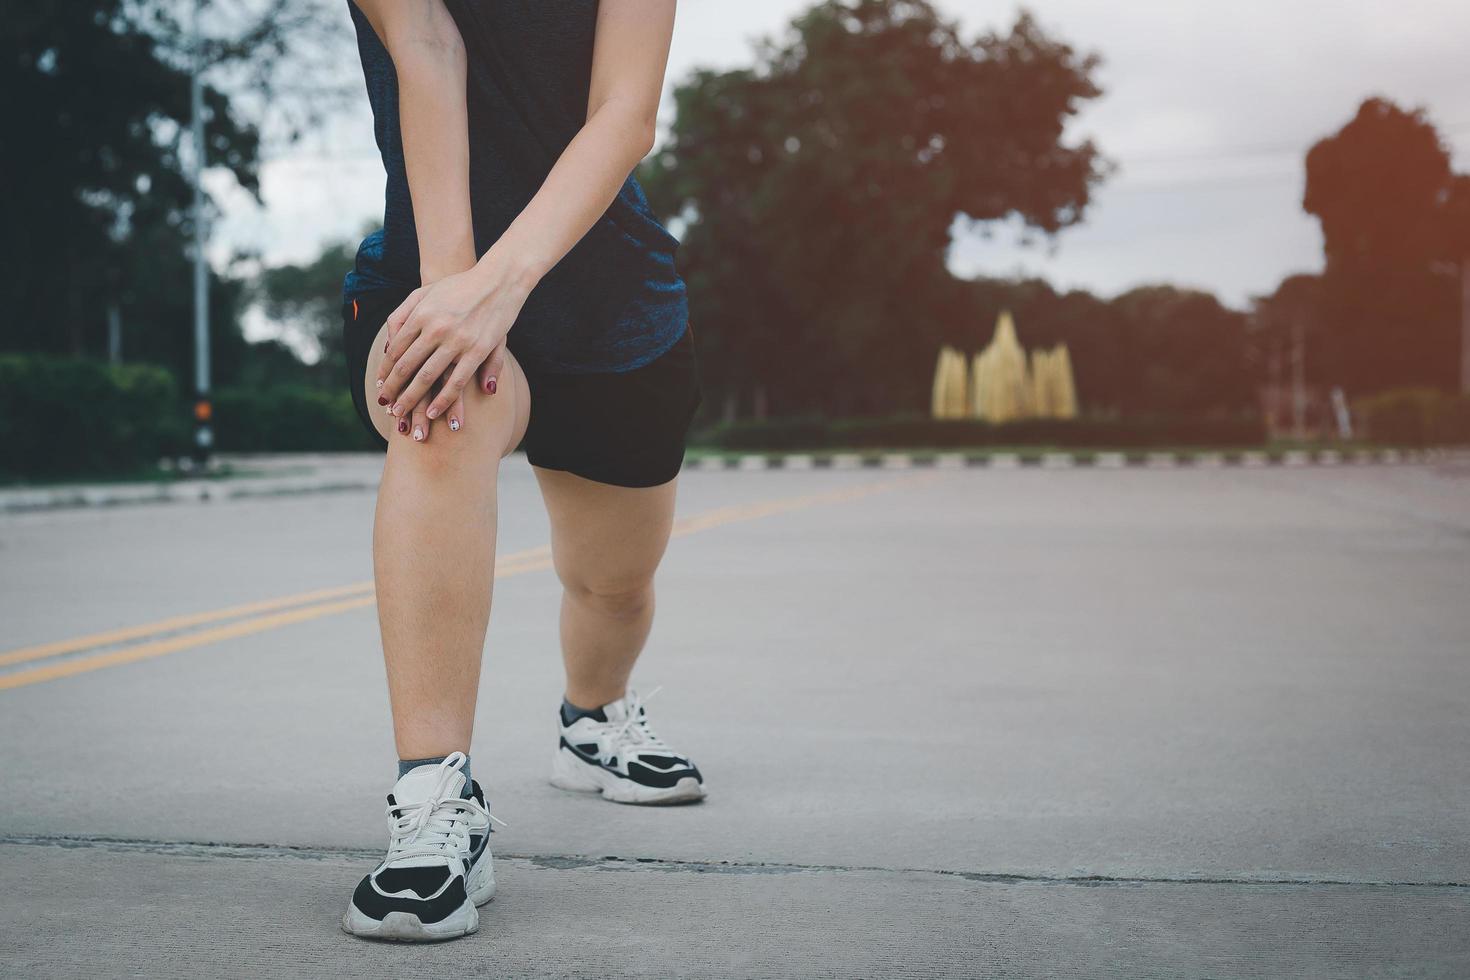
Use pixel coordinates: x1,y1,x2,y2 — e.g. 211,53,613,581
549,746,707,805
342,852,496,942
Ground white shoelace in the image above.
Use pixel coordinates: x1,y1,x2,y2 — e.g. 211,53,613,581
384,753,507,866
609,686,672,753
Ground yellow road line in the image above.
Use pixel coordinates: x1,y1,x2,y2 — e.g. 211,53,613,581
0,472,936,692
0,545,555,671
0,582,374,669
0,596,377,692
671,473,934,535
0,551,559,693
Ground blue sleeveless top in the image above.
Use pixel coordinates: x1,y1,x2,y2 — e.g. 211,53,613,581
341,0,689,374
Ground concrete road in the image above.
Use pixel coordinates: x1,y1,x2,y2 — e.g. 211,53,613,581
1,456,1468,978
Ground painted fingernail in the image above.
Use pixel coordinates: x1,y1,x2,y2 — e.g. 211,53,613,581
384,403,393,414
375,379,384,389
397,419,408,434
377,395,388,406
449,417,460,431
413,425,424,441
488,376,497,395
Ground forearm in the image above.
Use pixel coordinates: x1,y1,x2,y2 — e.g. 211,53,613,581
367,1,476,284
479,100,656,289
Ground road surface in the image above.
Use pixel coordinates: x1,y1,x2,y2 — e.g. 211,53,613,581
2,456,1468,978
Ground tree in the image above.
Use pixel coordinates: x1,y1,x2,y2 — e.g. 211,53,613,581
252,237,363,385
1303,98,1466,394
1109,286,1251,416
1,0,346,381
641,0,1109,418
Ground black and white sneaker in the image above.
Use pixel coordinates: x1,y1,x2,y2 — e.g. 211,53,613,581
550,687,707,805
343,752,504,942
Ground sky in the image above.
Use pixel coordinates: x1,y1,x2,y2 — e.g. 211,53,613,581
213,0,1470,348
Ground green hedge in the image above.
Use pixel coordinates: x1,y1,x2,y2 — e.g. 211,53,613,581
0,354,189,480
0,355,378,480
692,413,1268,451
1355,388,1470,446
212,385,380,453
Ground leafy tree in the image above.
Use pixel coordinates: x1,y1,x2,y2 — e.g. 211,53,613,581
1109,286,1251,415
252,237,362,386
1303,97,1466,394
1,0,346,387
641,0,1109,417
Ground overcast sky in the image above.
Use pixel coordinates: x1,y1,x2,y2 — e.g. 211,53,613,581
214,0,1470,337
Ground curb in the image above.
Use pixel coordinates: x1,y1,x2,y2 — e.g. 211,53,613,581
0,477,383,514
691,447,1466,473
3,448,1463,515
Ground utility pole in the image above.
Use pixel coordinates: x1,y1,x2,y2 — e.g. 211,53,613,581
190,0,213,463
1291,317,1306,440
1461,256,1470,395
107,304,122,365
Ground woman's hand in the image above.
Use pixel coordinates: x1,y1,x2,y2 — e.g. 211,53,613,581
376,260,534,437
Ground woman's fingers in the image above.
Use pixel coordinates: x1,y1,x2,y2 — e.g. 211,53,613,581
388,344,456,418
476,339,506,396
425,355,484,422
410,400,431,443
377,289,427,390
380,328,433,406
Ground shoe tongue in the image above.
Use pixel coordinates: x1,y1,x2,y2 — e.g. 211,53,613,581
393,764,464,806
602,696,633,723
387,764,466,870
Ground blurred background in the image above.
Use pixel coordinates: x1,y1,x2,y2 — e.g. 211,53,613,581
4,4,1470,975
5,0,1469,483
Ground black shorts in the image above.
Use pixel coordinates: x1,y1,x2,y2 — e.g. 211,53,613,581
342,288,704,489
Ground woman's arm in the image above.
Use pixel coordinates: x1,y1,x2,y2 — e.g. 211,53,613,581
489,1,675,286
377,0,679,424
353,0,479,438
353,0,475,283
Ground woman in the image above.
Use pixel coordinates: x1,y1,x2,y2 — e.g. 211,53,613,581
337,0,704,942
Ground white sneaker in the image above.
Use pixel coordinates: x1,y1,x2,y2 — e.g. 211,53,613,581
550,688,707,805
342,752,503,941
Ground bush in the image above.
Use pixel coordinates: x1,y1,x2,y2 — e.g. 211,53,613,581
0,354,189,480
693,412,1268,451
212,385,380,453
1355,388,1470,446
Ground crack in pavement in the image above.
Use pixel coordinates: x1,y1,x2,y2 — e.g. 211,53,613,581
3,834,1465,891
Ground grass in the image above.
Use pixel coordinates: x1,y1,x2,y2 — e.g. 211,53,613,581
0,459,250,489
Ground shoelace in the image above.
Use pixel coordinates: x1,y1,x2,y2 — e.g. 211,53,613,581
609,686,671,752
385,753,507,866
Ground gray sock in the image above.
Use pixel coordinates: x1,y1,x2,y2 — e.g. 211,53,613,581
397,755,475,799
561,697,609,726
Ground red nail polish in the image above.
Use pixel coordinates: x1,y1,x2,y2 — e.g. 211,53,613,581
377,395,388,406
397,419,408,434
488,377,497,395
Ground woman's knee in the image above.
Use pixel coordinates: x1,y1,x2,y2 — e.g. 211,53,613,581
561,576,655,620
501,348,531,458
364,326,528,464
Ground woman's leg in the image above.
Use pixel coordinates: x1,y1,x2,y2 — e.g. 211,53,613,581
361,324,531,759
532,467,679,709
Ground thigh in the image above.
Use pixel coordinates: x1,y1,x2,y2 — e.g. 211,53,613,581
534,466,679,591
516,323,702,489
